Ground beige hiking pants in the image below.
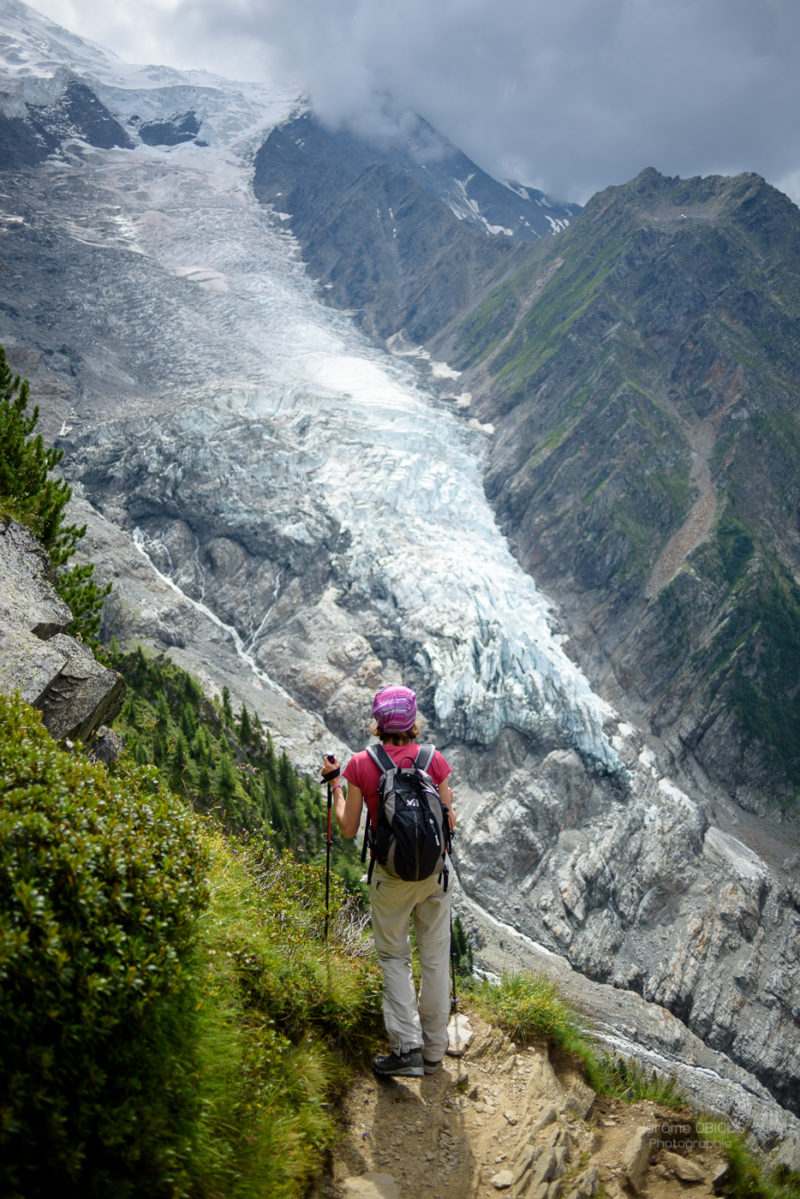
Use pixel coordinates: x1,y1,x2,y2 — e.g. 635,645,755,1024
369,860,452,1059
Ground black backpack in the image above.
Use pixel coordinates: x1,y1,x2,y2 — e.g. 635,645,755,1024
361,743,451,889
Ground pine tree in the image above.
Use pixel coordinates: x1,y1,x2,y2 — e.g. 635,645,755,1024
133,739,150,767
155,695,170,732
192,727,209,765
152,730,168,766
0,345,111,644
451,916,474,978
221,686,233,725
169,733,189,792
180,702,198,740
216,754,237,803
238,704,252,744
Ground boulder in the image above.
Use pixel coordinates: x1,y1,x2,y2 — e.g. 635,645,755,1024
0,519,124,742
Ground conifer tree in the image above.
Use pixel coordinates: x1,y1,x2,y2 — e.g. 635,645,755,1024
152,729,168,766
216,754,237,803
155,694,170,732
239,703,252,744
180,702,198,740
169,733,189,792
0,345,111,644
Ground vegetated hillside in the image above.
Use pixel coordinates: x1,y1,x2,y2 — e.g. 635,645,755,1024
107,645,364,886
436,169,800,814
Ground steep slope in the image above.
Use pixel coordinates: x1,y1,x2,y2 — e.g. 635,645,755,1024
440,169,800,814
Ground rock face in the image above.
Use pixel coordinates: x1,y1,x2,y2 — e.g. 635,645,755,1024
0,519,124,742
452,729,800,1124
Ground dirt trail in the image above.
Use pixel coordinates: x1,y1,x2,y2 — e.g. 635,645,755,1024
313,1011,728,1199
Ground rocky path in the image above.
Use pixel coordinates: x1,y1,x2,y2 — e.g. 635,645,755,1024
314,1012,729,1199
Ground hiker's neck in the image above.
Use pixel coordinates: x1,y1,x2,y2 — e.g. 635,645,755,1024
381,734,414,746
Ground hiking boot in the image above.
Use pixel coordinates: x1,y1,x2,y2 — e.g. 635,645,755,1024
372,1048,423,1078
422,1058,442,1075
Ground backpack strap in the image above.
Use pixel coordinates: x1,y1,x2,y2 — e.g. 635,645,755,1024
362,744,394,873
366,743,396,774
415,743,435,773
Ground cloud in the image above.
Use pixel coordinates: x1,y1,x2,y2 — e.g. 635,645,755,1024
30,0,800,205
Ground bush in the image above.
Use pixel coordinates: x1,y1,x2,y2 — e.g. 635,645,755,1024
0,693,210,1198
187,833,382,1198
470,970,589,1055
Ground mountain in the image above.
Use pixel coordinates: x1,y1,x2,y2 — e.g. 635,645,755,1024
265,123,800,814
1,1,799,1162
442,168,800,815
252,110,579,341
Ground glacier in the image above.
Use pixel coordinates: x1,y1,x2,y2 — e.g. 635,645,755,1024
0,9,621,770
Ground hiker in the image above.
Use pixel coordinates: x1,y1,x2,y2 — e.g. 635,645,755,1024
322,685,456,1078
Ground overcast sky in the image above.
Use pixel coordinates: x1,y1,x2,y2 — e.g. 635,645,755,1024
29,0,800,206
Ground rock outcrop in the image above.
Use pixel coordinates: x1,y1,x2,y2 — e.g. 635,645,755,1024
253,112,578,341
0,518,124,742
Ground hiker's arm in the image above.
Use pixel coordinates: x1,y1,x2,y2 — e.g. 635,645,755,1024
335,781,364,839
439,778,457,831
321,755,363,839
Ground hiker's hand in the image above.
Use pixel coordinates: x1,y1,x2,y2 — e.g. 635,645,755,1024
321,754,340,783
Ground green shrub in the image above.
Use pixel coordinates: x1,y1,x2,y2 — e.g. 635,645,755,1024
702,1122,800,1199
587,1053,684,1107
187,831,382,1198
469,970,686,1106
0,693,210,1198
470,971,589,1056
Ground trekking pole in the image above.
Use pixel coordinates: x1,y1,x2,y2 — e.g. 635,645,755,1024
448,828,458,1012
450,906,459,1013
322,755,338,943
325,779,333,942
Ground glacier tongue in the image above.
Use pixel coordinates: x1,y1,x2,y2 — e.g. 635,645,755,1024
1,4,620,774
34,115,619,769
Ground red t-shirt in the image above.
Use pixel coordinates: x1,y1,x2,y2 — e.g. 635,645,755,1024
343,742,452,827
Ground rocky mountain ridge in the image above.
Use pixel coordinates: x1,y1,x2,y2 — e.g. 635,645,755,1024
0,0,798,1162
252,111,578,343
444,169,800,818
